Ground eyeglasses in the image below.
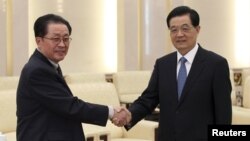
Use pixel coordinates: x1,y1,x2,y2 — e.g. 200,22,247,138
43,37,72,44
169,24,194,35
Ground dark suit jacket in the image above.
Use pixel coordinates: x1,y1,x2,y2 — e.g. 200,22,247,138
16,50,109,141
127,46,232,141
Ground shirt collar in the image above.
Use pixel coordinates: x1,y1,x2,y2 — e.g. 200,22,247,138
177,43,199,64
36,48,59,69
48,59,59,69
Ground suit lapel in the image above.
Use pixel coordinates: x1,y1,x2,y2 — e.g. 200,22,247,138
169,53,179,102
178,46,208,104
33,49,73,96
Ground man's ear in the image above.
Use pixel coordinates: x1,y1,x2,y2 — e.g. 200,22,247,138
195,25,201,33
35,37,42,44
35,37,43,50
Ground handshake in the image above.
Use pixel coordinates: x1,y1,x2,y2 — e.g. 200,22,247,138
111,107,132,127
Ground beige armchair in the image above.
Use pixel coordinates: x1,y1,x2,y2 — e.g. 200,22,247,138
112,71,152,104
0,75,158,141
232,76,250,124
0,76,19,140
69,83,158,141
0,76,19,141
230,70,236,105
64,72,107,84
0,89,17,141
0,76,19,90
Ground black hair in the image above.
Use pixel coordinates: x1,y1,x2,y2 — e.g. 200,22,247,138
34,14,72,37
166,6,199,28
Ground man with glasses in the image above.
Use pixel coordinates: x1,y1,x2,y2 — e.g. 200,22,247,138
115,6,232,141
16,14,130,141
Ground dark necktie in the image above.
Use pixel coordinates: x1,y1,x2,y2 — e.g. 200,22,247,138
57,65,63,77
177,57,187,99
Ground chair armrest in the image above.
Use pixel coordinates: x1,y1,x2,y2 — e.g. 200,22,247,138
232,106,250,124
123,120,158,141
83,123,111,141
2,132,14,141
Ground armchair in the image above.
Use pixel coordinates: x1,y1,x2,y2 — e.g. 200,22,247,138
68,82,158,141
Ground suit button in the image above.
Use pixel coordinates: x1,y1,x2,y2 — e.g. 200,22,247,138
176,111,179,114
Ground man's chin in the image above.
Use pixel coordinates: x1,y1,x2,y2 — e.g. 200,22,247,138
55,56,65,62
176,45,187,50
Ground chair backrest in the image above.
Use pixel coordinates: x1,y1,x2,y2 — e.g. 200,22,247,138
242,68,250,83
112,71,151,103
230,70,237,105
68,83,125,138
68,83,120,107
0,89,17,133
0,76,19,90
230,70,235,90
64,72,107,84
0,76,19,133
243,76,250,108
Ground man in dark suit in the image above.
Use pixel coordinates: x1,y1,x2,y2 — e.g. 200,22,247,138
16,14,129,141
115,6,232,141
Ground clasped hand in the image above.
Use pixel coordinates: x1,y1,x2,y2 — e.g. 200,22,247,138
112,107,131,127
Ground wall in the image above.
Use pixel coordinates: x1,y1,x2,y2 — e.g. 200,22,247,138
0,0,249,76
0,0,28,76
118,0,171,71
12,0,29,75
29,0,117,74
183,0,236,68
0,0,7,75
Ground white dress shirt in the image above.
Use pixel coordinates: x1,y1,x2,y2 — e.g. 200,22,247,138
176,43,199,79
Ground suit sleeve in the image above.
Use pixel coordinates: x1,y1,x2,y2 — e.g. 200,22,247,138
28,68,109,126
126,60,160,129
212,58,232,124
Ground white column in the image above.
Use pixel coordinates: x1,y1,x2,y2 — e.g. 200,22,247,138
0,0,7,75
118,0,171,71
12,0,29,75
140,0,171,70
123,0,141,70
